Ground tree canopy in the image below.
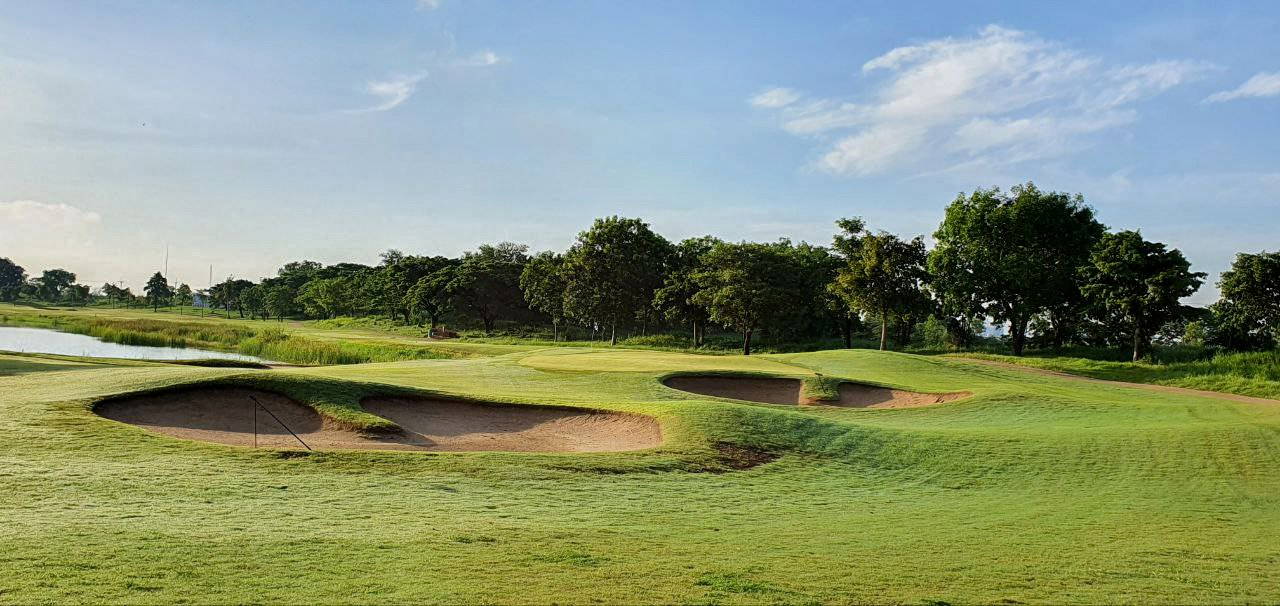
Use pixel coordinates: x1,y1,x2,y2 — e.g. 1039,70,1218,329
929,183,1105,355
143,272,173,311
562,217,671,345
1081,230,1205,361
832,227,927,350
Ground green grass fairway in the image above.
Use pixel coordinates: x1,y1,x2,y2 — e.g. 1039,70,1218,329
1,347,1277,604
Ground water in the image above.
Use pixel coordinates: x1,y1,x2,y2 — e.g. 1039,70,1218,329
0,326,273,363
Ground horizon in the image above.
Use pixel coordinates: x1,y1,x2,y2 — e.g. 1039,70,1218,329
3,1,1278,304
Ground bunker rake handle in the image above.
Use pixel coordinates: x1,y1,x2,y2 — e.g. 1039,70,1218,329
249,395,312,451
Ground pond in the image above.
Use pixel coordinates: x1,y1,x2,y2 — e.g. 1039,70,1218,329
0,326,274,363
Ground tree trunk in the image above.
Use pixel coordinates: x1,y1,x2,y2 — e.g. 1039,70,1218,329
842,317,853,349
742,328,753,356
879,309,888,351
552,321,559,343
1132,320,1145,362
1010,314,1027,356
610,320,617,346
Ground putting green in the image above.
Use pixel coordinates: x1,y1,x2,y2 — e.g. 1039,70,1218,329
1,346,1277,604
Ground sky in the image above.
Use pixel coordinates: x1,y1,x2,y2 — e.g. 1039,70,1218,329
1,0,1277,304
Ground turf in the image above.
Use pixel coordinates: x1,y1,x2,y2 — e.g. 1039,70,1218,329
1,346,1278,603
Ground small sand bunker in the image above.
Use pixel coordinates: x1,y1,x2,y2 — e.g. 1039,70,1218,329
95,388,660,452
663,375,968,409
829,383,969,409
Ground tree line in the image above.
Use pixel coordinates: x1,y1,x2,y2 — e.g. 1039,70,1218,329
2,182,1276,360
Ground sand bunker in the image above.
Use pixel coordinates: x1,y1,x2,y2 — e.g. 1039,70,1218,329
663,375,968,409
95,388,660,452
361,397,660,452
664,376,803,405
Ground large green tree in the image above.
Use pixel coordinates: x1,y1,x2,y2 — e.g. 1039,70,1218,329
143,272,173,311
449,242,529,334
210,278,255,317
0,257,25,302
407,266,458,336
653,236,719,348
520,251,569,342
1218,250,1280,344
296,278,350,319
831,228,927,350
929,183,1105,355
692,240,795,355
35,269,76,302
1081,230,1205,361
562,217,671,345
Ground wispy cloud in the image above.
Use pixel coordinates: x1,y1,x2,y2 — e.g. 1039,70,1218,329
751,25,1211,176
349,72,429,113
415,0,441,10
455,50,503,67
1204,71,1280,103
748,87,800,108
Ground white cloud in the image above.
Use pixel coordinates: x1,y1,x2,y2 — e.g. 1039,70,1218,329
0,200,103,269
754,25,1208,176
749,87,801,108
351,72,428,113
416,0,441,10
456,50,503,67
1204,71,1280,103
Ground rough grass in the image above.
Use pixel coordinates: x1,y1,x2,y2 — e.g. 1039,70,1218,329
2,346,1278,603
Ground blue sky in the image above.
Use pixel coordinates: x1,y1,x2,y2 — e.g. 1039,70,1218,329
1,0,1277,304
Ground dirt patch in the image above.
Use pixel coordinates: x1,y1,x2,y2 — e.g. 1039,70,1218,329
664,375,967,409
95,387,661,452
361,397,661,452
664,376,801,405
826,383,970,409
711,442,780,470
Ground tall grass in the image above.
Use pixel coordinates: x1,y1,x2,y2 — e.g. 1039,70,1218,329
237,328,454,365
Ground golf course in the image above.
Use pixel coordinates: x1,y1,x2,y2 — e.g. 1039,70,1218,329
2,317,1277,604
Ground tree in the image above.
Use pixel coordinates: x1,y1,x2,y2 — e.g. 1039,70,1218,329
832,229,927,350
35,269,76,302
653,236,719,347
929,183,1105,355
210,278,254,317
174,283,193,307
407,266,457,336
1081,230,1205,362
379,255,454,322
265,284,296,321
296,278,349,319
241,284,267,319
563,217,671,345
62,283,91,306
100,283,124,308
449,243,529,334
0,258,25,302
520,252,569,342
1218,251,1280,344
692,241,795,355
144,272,173,311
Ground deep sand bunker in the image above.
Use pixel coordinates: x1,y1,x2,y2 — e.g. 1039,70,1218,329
663,375,968,409
95,388,660,452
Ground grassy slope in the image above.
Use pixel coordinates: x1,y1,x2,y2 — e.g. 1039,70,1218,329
950,350,1280,400
1,347,1278,603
